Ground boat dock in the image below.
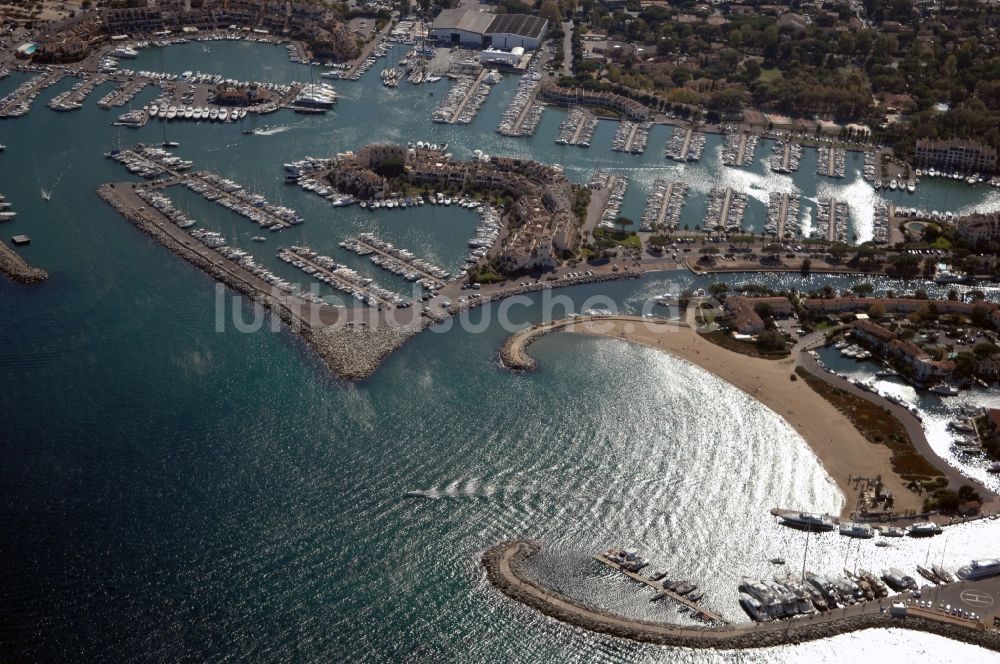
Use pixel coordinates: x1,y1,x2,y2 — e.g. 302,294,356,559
817,198,848,242
279,246,407,308
640,180,687,231
770,142,802,173
497,76,543,137
98,79,152,109
705,186,748,233
432,69,490,125
48,73,109,111
178,171,303,230
765,192,801,238
818,146,847,178
777,193,789,237
722,131,758,168
555,106,597,147
0,69,67,117
612,120,651,154
341,232,449,291
665,126,705,162
594,553,728,624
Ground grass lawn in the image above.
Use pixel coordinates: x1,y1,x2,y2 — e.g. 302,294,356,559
594,228,641,249
758,67,782,83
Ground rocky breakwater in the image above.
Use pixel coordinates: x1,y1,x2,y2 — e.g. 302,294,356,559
97,182,419,382
303,319,424,381
483,540,1000,652
0,242,47,284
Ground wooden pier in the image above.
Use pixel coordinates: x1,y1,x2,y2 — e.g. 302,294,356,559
825,148,837,177
781,143,792,171
594,553,728,624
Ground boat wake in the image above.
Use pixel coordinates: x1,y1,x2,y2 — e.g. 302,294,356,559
255,125,293,136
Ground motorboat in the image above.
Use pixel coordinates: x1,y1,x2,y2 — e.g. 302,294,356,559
957,559,1000,581
779,512,836,532
907,521,942,537
839,522,874,538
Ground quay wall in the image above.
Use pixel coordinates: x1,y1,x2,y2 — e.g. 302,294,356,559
483,540,1000,652
0,242,47,284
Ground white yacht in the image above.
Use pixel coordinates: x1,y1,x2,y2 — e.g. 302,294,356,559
739,593,772,622
779,512,836,532
957,559,1000,581
839,522,874,538
907,521,942,537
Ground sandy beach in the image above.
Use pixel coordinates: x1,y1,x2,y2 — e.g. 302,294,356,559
560,317,922,517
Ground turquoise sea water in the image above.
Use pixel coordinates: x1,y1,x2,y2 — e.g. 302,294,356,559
2,42,1000,661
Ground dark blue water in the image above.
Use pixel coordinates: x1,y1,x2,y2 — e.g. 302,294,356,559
2,43,1000,662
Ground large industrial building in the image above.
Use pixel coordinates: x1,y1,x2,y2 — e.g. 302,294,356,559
430,9,548,50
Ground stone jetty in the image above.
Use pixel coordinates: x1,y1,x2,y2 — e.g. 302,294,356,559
0,241,47,284
483,539,1000,652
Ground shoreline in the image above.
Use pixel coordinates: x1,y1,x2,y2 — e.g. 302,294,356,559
482,539,1000,651
0,240,47,284
502,316,936,517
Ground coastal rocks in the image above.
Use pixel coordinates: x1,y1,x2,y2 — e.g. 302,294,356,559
0,242,47,284
304,321,421,381
483,540,1000,652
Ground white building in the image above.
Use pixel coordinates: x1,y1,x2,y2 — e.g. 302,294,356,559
479,46,523,67
430,9,548,51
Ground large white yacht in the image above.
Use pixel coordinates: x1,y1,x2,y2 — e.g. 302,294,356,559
779,512,836,532
957,559,1000,581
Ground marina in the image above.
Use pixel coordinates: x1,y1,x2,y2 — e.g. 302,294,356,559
5,29,1000,663
665,126,706,162
339,232,449,291
639,179,688,232
765,192,801,239
595,548,728,624
179,171,304,230
554,106,597,147
0,68,66,118
432,69,491,125
816,198,850,242
818,145,847,178
770,141,802,174
722,131,759,168
611,120,653,154
496,69,544,138
704,186,748,233
278,245,408,308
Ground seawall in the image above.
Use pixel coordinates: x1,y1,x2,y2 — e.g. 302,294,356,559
483,540,1000,651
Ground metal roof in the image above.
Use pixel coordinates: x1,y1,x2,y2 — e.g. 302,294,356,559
432,9,496,35
486,14,548,39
